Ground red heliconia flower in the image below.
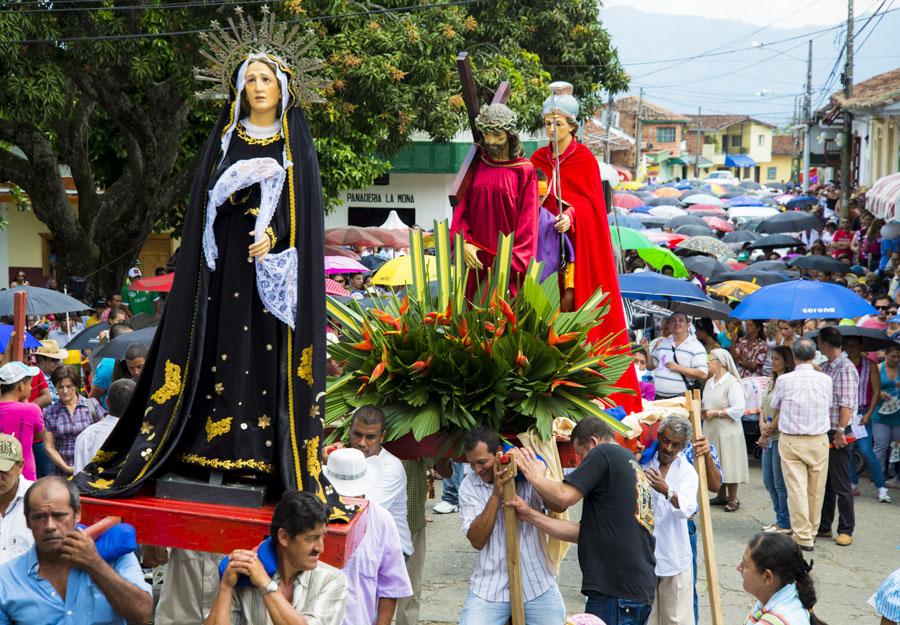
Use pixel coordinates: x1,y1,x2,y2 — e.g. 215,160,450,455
483,321,496,333
550,379,586,392
499,298,516,333
370,361,387,383
516,350,529,368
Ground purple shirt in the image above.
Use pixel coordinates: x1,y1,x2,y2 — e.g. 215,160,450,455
341,501,412,625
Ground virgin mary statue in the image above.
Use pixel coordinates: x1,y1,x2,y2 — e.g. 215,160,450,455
76,13,331,500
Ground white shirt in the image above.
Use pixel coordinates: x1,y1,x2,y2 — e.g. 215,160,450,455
0,477,33,565
704,373,746,421
368,447,413,556
651,335,708,397
458,472,556,602
74,415,119,474
649,453,698,577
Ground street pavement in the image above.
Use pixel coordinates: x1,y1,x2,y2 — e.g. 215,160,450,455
418,462,898,624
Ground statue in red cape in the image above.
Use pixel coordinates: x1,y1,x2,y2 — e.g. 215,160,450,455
450,103,538,300
531,82,642,414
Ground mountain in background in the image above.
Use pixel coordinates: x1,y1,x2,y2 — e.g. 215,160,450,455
598,4,900,127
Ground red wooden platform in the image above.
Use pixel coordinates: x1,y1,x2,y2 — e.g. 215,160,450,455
80,494,369,569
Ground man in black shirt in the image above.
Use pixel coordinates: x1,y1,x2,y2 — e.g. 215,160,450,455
512,417,657,625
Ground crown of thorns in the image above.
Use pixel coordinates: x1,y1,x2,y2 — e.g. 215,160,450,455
194,6,329,103
475,104,519,133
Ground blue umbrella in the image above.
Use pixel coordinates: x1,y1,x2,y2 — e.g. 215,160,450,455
0,325,41,352
731,280,877,320
618,273,710,302
630,205,653,214
728,195,765,207
785,196,818,210
608,213,644,230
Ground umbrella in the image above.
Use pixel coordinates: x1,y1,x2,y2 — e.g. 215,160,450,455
728,195,765,207
610,226,653,250
649,205,687,219
613,193,644,209
91,326,157,365
705,183,730,196
324,245,362,260
674,224,714,237
707,270,794,287
803,326,898,352
756,211,823,234
372,255,437,286
726,261,748,270
703,217,734,233
653,187,682,198
324,226,385,247
732,280,877,320
643,230,688,249
740,180,763,190
686,204,727,216
708,280,761,301
130,313,158,331
634,215,669,229
667,215,708,229
324,256,369,275
767,182,787,191
727,206,779,219
325,278,350,297
666,298,734,320
628,205,653,214
0,325,41,352
359,255,389,272
787,255,851,274
652,196,684,206
676,236,732,260
636,247,689,278
0,286,89,316
618,273,710,302
748,260,788,272
608,213,644,230
785,196,819,210
129,273,174,292
682,255,732,278
65,322,109,351
682,194,724,206
722,230,760,244
744,234,805,251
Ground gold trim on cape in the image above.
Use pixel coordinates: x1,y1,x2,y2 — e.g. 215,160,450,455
180,454,273,474
150,360,182,405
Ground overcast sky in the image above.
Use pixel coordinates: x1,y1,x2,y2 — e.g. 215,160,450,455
602,0,878,28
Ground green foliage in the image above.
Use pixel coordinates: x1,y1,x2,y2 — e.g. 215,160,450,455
325,222,634,445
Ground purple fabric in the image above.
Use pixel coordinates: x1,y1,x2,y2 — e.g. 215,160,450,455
536,208,575,282
639,381,656,400
341,501,413,625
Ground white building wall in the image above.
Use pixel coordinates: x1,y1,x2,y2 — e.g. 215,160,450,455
326,173,455,229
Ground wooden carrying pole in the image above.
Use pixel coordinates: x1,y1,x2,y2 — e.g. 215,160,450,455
11,292,27,363
686,390,724,625
497,451,524,625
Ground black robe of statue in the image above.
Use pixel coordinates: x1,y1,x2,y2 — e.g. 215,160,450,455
75,90,329,501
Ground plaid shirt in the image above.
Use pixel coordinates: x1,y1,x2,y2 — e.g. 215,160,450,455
770,364,833,435
821,352,860,428
42,397,104,473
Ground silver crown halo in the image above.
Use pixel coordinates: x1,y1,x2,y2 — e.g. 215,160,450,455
194,6,329,105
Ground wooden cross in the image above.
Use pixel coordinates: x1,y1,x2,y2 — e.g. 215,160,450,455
448,52,511,206
496,449,525,625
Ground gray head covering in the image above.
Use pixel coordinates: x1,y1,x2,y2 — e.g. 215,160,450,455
541,81,579,121
475,103,519,133
709,348,746,404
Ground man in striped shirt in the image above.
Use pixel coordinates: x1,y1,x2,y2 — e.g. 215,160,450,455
649,313,708,399
458,427,564,625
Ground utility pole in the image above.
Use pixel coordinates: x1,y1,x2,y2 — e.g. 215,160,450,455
605,91,614,163
694,106,702,178
793,96,800,182
634,87,644,177
840,0,854,217
802,39,813,193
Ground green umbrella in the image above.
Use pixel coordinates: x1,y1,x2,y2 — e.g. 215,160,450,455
636,247,689,278
610,226,653,250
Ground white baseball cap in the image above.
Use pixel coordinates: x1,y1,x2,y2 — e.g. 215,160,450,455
0,362,40,385
127,267,142,279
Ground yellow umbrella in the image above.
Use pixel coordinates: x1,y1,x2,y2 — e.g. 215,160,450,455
372,255,437,286
617,181,644,191
653,187,682,198
708,183,729,196
708,280,760,301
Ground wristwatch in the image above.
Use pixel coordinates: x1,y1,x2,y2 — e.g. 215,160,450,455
264,580,279,595
665,487,674,502
836,427,846,434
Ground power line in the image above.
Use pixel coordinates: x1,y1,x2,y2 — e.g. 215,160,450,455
0,0,482,44
2,0,274,14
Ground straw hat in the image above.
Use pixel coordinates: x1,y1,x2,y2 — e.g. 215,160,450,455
35,340,68,361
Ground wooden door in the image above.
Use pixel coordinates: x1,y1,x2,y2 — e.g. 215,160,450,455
139,234,173,275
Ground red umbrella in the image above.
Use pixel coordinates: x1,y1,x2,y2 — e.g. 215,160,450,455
643,231,688,249
686,204,727,216
726,260,748,270
613,193,643,209
325,278,350,297
130,273,174,292
325,226,385,247
703,217,734,232
324,245,361,260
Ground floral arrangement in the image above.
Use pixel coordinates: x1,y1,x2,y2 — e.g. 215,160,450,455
325,220,633,445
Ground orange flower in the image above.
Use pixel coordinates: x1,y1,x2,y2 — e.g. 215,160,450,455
370,361,386,383
499,299,516,333
372,309,401,330
550,379,586,392
399,297,409,315
351,338,373,351
483,321,496,333
516,350,529,368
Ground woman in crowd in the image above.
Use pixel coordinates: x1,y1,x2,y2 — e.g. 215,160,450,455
694,317,721,353
759,345,794,533
738,532,827,625
732,319,768,378
874,344,900,489
844,336,890,502
702,348,749,512
43,365,104,476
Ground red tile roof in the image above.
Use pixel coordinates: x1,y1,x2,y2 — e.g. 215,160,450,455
606,96,690,122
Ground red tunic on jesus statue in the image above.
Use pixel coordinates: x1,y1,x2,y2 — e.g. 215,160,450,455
450,153,539,298
531,140,642,413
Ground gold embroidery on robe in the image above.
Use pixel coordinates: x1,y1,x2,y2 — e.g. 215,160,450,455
235,122,282,146
265,226,277,247
179,454,273,474
205,416,233,442
88,478,114,490
150,361,182,405
297,346,314,386
244,207,260,216
91,450,117,465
